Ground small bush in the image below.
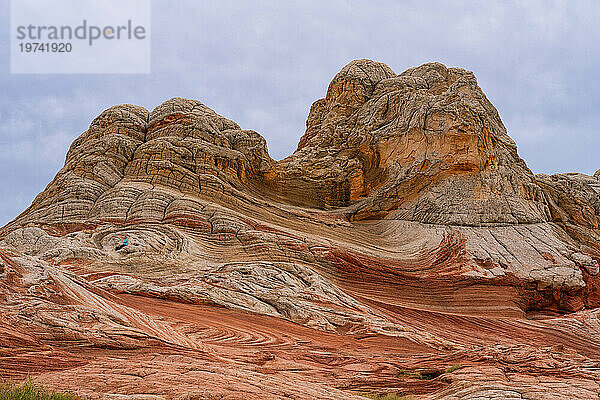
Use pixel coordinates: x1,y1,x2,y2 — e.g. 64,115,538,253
444,364,464,374
0,380,78,400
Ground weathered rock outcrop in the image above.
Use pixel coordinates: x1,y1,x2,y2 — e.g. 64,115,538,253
1,60,600,399
276,61,551,227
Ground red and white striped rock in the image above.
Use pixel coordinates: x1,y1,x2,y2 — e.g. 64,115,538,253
1,60,600,399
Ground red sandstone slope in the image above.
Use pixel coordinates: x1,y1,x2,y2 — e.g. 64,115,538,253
1,60,600,399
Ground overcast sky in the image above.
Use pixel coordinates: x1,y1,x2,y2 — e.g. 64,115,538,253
1,0,599,226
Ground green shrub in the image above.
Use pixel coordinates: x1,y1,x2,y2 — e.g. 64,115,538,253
0,380,78,400
444,364,464,374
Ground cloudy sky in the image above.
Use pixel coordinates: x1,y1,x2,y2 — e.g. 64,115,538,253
1,0,599,226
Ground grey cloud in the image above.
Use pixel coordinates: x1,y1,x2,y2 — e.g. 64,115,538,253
1,0,600,225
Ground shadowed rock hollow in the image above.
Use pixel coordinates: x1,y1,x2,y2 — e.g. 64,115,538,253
1,60,600,399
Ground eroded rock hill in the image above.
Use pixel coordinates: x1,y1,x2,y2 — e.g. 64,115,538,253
1,60,600,399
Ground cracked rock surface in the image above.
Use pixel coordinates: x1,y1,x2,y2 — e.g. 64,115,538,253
1,60,600,399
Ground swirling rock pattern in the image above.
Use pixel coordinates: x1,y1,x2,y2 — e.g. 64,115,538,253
1,60,600,399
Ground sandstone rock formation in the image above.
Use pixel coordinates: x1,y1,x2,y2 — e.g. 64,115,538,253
1,60,600,399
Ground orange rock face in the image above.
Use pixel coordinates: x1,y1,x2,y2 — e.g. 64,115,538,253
1,60,600,399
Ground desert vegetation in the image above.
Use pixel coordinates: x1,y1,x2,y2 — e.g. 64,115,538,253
0,381,78,400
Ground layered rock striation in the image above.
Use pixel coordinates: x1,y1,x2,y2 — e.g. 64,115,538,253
1,60,600,399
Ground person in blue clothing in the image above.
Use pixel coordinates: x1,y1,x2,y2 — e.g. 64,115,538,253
116,236,129,251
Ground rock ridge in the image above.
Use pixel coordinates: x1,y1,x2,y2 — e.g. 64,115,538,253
1,59,600,399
